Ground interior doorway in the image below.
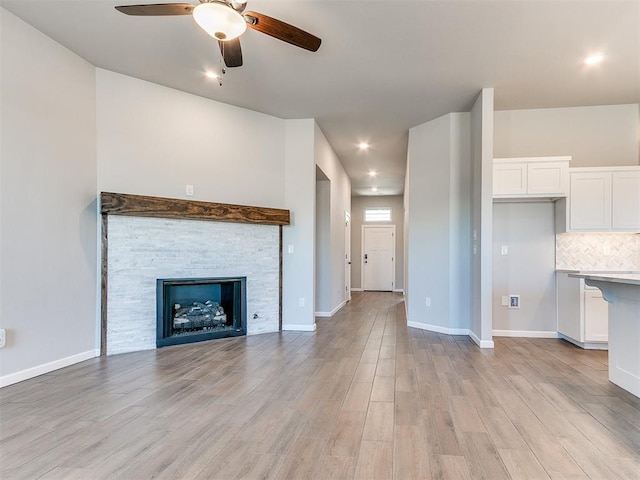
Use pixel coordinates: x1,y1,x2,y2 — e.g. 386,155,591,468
362,225,395,291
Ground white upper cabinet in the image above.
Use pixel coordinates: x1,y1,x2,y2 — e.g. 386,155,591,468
494,162,527,196
569,171,612,230
493,157,570,199
612,169,640,230
557,166,640,232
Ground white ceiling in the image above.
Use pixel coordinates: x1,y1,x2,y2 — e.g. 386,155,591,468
2,0,639,196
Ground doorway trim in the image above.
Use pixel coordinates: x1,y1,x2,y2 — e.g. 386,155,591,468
345,211,352,302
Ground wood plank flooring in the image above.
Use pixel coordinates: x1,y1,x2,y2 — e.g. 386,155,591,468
2,292,640,479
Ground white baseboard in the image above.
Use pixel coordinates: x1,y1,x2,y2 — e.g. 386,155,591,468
0,349,99,388
316,300,347,318
349,288,403,293
408,321,494,348
559,334,608,350
469,330,495,349
282,323,317,332
407,321,470,336
493,330,560,338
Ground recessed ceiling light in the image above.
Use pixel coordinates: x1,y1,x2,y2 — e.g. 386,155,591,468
584,53,604,65
358,142,370,150
371,186,378,192
205,71,219,79
368,170,377,177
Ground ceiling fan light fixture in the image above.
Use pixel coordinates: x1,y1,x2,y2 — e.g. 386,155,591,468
193,2,247,41
584,53,605,65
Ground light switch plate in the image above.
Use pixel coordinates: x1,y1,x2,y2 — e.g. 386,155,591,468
0,329,6,348
501,245,509,255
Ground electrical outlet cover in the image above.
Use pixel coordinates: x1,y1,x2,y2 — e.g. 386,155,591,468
508,295,520,309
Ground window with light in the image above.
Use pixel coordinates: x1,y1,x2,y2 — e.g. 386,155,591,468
365,207,391,222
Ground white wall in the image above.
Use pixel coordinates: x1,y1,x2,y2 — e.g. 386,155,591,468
315,175,331,313
0,9,98,385
450,115,472,333
403,159,411,311
96,69,286,207
404,113,471,334
495,104,640,167
283,120,316,330
470,88,495,348
314,124,351,315
350,195,404,291
493,203,557,336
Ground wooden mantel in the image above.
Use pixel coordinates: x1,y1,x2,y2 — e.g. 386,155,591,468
100,192,290,226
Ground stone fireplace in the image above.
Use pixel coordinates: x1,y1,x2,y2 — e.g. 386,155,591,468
100,192,289,355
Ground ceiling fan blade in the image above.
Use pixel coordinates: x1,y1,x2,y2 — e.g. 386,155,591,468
244,11,321,52
218,39,243,68
115,3,195,16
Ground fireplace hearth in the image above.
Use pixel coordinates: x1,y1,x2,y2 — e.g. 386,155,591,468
157,277,246,347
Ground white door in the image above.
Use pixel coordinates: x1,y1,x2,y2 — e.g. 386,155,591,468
345,211,352,302
362,225,395,291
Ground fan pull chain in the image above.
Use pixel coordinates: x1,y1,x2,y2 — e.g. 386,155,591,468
218,44,226,87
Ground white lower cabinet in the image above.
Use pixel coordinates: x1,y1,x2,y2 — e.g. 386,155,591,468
557,272,608,349
584,288,608,342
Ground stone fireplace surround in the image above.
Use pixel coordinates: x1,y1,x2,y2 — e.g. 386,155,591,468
100,192,290,356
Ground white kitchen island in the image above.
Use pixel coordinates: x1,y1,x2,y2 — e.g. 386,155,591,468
571,273,640,397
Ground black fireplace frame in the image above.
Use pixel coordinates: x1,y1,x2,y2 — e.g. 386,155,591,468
156,276,247,347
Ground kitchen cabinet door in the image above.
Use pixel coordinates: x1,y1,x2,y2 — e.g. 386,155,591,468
528,161,568,195
584,288,608,342
569,171,612,231
494,162,527,196
612,170,640,231
494,157,570,199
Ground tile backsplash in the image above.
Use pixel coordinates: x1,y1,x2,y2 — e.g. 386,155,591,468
556,233,640,271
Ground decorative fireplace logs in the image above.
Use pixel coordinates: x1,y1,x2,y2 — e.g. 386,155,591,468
173,300,228,330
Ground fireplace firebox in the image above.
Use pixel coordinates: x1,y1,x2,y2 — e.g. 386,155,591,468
156,277,246,347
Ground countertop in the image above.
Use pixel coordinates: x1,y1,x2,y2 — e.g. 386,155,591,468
557,269,640,274
568,272,640,286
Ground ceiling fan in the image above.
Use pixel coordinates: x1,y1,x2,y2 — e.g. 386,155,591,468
115,0,321,68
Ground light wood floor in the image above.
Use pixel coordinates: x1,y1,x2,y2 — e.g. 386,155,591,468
1,292,640,479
